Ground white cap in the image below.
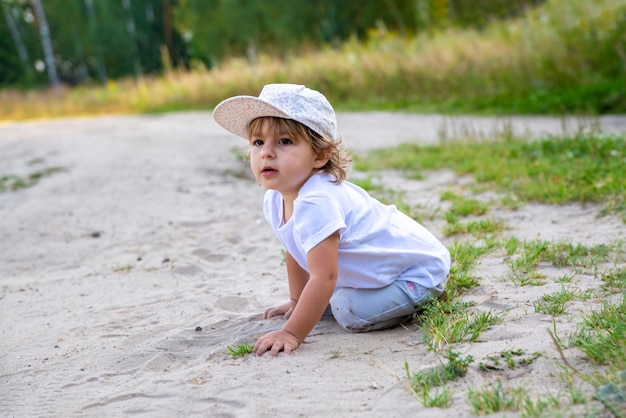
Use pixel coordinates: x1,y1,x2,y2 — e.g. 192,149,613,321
213,84,338,141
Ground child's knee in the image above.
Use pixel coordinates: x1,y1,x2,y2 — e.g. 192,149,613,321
329,305,361,332
329,291,370,332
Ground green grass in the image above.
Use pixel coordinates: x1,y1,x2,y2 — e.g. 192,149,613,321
534,287,578,316
329,348,344,359
355,132,626,220
480,349,542,371
601,268,626,293
0,167,66,193
421,299,503,351
571,296,626,369
362,132,625,414
467,379,562,416
226,342,255,357
440,190,489,217
505,240,616,286
447,239,498,296
442,218,506,238
405,350,472,408
406,350,473,388
439,190,506,237
467,379,526,415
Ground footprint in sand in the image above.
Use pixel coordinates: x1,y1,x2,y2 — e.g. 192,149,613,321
213,296,249,312
192,248,230,263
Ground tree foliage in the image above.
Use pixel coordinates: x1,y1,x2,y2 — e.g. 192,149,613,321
172,0,421,68
0,0,543,89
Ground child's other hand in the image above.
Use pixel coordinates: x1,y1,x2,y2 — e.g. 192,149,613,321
263,300,296,320
253,329,301,357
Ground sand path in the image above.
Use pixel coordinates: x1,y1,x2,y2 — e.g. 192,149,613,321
1,112,625,417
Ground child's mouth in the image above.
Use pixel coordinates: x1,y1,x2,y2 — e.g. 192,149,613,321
261,167,277,176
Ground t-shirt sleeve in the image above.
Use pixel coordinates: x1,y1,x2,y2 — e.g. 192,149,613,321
293,194,346,254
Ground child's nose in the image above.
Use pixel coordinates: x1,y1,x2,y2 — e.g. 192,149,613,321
261,142,275,157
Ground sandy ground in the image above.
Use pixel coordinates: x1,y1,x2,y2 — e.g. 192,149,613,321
1,112,625,417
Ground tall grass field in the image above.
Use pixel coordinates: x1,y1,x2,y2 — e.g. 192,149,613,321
0,0,624,121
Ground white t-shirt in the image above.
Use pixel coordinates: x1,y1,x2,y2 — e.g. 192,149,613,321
263,172,451,289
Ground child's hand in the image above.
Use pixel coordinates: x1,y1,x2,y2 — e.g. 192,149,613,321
253,329,301,357
263,299,296,320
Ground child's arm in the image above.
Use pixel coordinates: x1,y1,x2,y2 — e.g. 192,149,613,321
263,252,310,320
253,231,339,357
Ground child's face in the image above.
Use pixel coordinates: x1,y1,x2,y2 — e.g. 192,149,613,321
248,118,327,199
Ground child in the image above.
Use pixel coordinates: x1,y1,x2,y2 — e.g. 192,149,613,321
213,84,450,357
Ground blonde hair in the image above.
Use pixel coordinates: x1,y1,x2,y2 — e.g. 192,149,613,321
248,117,351,183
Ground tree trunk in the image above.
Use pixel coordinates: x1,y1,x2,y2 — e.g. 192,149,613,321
2,2,29,64
31,0,60,88
84,0,108,84
122,0,142,78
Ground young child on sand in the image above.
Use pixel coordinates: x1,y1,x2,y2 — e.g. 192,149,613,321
213,84,450,357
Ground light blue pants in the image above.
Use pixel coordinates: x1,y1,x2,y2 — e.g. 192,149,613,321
328,280,445,333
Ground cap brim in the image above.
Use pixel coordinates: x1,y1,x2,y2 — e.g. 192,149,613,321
213,96,290,140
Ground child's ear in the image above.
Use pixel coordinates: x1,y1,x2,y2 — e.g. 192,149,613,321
314,150,330,168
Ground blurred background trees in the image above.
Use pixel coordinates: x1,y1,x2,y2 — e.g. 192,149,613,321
0,0,544,89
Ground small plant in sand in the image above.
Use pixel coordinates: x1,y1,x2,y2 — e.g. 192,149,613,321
446,239,499,295
422,299,503,351
533,287,577,316
468,378,564,416
112,264,134,273
407,350,473,388
467,379,525,415
554,273,574,284
443,217,506,238
440,190,489,218
480,349,542,371
505,239,616,287
329,349,344,359
410,385,453,409
450,240,499,277
226,342,255,357
600,267,626,293
405,350,471,408
507,240,550,286
0,167,66,193
439,190,507,238
520,393,562,418
556,368,588,406
570,296,626,371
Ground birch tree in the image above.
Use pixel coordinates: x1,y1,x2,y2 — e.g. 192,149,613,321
2,1,29,65
30,0,59,88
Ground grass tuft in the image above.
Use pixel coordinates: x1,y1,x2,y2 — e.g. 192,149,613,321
0,167,67,193
405,350,472,408
534,287,578,316
226,342,255,357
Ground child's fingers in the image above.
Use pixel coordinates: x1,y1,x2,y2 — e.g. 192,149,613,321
253,331,300,356
263,306,282,319
271,341,285,356
253,337,271,356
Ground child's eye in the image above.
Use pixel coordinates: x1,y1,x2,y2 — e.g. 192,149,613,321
251,139,263,146
279,137,292,145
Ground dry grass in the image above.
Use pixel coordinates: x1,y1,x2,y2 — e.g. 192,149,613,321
0,0,623,121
